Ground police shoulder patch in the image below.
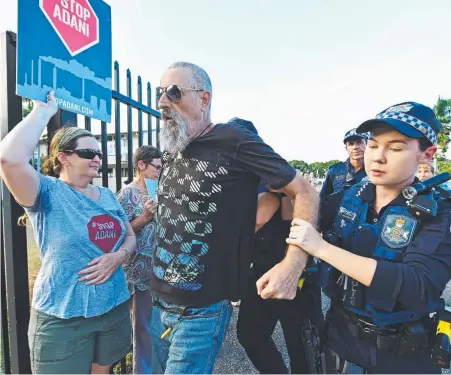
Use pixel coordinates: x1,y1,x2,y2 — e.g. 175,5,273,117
381,215,417,249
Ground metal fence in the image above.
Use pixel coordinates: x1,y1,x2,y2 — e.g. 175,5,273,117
0,30,161,374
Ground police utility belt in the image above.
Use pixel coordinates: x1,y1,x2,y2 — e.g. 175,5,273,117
331,307,430,356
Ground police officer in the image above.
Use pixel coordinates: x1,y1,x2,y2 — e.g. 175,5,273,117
319,129,368,200
286,102,451,373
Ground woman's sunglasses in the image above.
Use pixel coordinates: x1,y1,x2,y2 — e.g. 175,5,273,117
64,149,103,160
156,85,203,103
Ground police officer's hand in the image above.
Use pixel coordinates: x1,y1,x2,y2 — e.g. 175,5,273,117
256,251,304,300
286,218,324,256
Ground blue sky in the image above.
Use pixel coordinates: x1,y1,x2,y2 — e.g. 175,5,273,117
2,0,451,162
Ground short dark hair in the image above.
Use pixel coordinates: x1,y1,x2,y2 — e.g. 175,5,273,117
370,122,433,151
418,137,433,152
133,145,162,171
228,117,258,135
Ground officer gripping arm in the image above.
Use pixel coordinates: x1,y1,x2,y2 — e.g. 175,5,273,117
287,102,451,374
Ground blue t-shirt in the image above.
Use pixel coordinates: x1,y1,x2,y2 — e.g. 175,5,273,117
26,174,130,319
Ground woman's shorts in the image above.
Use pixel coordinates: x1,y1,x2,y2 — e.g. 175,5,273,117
28,301,132,374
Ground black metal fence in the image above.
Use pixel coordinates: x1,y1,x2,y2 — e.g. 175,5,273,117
0,30,161,374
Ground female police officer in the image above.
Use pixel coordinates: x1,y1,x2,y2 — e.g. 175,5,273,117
286,102,451,374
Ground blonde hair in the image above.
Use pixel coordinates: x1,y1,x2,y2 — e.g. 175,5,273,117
18,127,95,226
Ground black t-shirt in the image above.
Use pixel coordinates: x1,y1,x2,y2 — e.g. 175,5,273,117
151,123,296,306
253,201,291,277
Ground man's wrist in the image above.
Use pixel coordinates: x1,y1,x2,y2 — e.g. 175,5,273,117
284,245,308,272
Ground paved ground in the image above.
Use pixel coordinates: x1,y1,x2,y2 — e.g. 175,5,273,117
215,284,451,374
214,294,330,374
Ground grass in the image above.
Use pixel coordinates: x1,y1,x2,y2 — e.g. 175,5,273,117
26,224,41,299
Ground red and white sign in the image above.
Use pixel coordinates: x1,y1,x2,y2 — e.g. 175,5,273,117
88,214,122,253
39,0,99,56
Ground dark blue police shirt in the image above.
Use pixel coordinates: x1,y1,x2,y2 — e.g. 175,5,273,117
320,183,451,314
319,159,367,200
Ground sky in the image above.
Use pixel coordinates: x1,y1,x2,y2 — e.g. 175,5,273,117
1,0,451,163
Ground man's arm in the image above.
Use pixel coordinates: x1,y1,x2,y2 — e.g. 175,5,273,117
255,174,319,300
279,173,319,268
234,130,319,299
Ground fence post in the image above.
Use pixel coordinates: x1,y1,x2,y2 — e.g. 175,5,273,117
46,109,78,154
0,30,32,375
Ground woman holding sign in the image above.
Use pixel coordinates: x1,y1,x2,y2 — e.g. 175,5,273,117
117,145,161,374
0,92,136,374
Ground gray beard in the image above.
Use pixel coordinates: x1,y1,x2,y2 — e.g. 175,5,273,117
160,111,191,155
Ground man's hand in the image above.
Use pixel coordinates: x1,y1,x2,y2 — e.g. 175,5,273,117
256,247,305,300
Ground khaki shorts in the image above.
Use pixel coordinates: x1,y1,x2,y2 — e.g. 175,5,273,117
28,302,131,374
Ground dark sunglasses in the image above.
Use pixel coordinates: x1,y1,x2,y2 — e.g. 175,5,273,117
156,85,203,103
64,149,103,160
149,162,162,171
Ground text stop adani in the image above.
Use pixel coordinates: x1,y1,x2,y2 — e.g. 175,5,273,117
17,0,112,122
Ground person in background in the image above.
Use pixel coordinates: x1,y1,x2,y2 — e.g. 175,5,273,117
117,145,161,374
308,172,316,186
417,162,435,181
0,92,136,374
319,128,368,200
237,179,323,374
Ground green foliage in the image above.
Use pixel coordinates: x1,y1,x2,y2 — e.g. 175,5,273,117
438,160,451,174
23,98,33,118
289,159,341,177
433,97,451,157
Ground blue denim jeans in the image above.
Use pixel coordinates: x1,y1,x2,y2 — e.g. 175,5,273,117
150,298,232,374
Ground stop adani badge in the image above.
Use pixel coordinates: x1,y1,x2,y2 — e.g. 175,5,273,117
17,0,112,122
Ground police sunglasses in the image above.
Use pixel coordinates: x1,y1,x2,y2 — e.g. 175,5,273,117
156,85,204,103
64,149,103,160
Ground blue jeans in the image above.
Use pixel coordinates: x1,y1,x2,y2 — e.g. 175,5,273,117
131,290,153,374
150,298,232,374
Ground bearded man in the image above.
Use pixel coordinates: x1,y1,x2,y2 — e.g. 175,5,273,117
149,61,319,374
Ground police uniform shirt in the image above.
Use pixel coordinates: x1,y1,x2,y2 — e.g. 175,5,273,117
319,159,367,200
320,181,451,315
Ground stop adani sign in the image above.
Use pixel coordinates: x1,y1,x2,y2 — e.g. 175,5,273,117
17,0,112,122
40,0,99,56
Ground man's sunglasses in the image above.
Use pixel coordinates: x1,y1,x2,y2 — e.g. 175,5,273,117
156,85,203,103
64,149,103,160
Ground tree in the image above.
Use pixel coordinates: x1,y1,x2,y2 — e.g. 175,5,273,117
289,160,309,172
438,160,451,174
23,98,33,117
289,159,341,178
433,97,451,158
